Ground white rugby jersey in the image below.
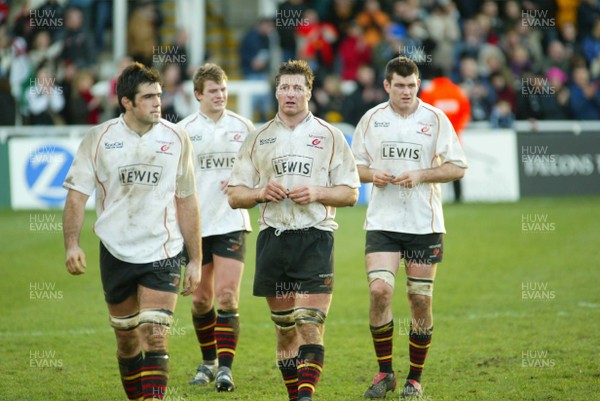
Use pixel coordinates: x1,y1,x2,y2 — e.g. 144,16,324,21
178,110,254,237
352,99,467,234
63,115,196,263
229,112,360,232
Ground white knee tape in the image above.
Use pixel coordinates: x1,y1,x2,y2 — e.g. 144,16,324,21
139,309,174,327
109,312,140,330
406,276,434,296
367,269,396,289
293,307,326,326
271,309,296,332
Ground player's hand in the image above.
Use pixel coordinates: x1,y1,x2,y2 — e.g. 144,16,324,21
65,246,87,275
181,259,201,296
259,181,288,203
392,170,422,188
373,171,395,188
288,185,320,205
220,179,229,194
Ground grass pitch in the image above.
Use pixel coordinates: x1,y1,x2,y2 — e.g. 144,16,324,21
1,197,599,400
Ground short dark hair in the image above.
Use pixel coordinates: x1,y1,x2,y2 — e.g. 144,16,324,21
116,62,162,112
275,59,315,91
385,56,420,83
192,63,228,94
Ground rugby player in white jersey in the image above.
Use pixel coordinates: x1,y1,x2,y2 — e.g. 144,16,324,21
62,62,202,401
227,60,360,401
178,63,254,392
352,56,467,399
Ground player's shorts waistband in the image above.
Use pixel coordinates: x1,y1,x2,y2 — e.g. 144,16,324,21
265,226,317,236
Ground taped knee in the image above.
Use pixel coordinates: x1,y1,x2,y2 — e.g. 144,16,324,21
138,309,174,327
109,312,140,330
406,276,434,297
271,309,296,332
293,307,326,326
367,269,396,289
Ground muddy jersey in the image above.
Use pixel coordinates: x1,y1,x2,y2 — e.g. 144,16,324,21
178,110,254,237
229,113,360,232
63,116,196,263
352,100,467,234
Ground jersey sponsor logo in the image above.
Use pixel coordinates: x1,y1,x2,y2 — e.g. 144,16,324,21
189,135,202,142
416,122,434,136
381,142,422,161
104,141,123,149
307,134,326,149
272,155,313,177
197,152,237,170
156,140,174,155
229,131,245,142
259,137,277,145
118,164,163,186
374,121,391,128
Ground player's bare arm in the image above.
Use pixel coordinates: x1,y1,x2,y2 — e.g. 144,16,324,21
176,193,202,296
63,189,89,275
228,180,288,209
392,162,466,188
357,165,395,188
288,185,358,207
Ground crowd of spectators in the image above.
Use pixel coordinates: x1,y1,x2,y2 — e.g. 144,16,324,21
2,0,600,127
262,0,600,125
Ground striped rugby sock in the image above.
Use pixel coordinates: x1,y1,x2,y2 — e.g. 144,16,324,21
192,308,217,362
407,326,433,383
118,352,143,401
278,357,299,401
216,309,240,369
370,320,394,374
141,352,169,400
297,343,324,400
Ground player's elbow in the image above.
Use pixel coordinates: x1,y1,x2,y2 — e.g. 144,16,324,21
227,193,240,209
455,166,467,180
345,188,359,207
227,187,244,209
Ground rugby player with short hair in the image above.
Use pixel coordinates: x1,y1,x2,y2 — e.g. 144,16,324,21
178,63,254,392
352,56,467,399
63,62,202,401
227,59,360,401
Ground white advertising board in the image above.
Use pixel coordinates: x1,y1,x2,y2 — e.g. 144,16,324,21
9,137,94,209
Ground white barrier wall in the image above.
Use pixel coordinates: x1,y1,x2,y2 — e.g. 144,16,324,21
460,129,520,202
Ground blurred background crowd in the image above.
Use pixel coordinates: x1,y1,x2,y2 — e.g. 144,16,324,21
1,0,600,127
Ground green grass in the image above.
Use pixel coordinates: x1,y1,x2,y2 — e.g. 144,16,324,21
2,198,599,400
